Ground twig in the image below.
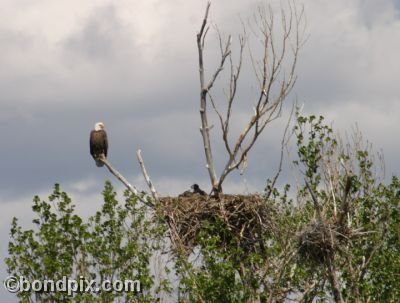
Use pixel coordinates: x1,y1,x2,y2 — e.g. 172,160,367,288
215,2,303,191
196,1,304,194
265,101,295,201
137,149,159,201
305,181,322,222
99,155,154,208
327,167,337,218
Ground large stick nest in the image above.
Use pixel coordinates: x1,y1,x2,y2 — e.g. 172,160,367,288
158,194,277,255
298,217,352,265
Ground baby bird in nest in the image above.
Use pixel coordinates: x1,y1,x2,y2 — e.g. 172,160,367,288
179,184,207,197
191,184,207,196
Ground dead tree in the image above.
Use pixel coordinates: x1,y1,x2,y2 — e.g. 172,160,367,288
197,1,305,195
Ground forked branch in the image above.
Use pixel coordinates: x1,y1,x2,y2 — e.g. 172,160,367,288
99,155,154,208
197,1,305,194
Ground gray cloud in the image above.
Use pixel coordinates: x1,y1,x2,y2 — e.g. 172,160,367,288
0,0,398,209
65,5,127,60
0,0,398,199
1,1,400,301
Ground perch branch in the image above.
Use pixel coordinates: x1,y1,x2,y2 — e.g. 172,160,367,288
137,149,159,201
99,155,154,208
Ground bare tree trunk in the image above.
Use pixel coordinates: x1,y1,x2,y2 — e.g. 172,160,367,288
197,1,222,194
327,255,344,303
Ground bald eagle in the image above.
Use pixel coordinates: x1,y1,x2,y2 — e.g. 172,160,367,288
90,122,108,167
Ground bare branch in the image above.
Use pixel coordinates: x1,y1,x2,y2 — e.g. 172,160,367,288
265,101,295,201
197,1,304,194
201,26,209,49
198,1,211,41
214,1,304,191
208,93,224,129
211,33,246,160
137,149,159,202
206,35,231,92
224,35,245,153
99,155,154,208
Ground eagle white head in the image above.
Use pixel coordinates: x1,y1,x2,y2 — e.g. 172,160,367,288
94,122,105,131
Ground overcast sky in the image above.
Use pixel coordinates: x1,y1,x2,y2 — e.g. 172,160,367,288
1,0,400,300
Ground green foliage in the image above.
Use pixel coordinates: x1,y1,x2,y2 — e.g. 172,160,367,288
176,218,254,303
293,113,400,302
6,115,399,303
173,113,399,302
294,114,337,184
353,176,400,301
6,181,167,302
173,197,304,303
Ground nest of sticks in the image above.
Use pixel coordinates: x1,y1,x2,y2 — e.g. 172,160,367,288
159,194,277,255
298,217,352,265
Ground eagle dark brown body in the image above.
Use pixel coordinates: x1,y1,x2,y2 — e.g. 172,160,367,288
90,122,108,167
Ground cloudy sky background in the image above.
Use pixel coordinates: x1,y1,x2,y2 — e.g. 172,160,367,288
1,0,400,300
